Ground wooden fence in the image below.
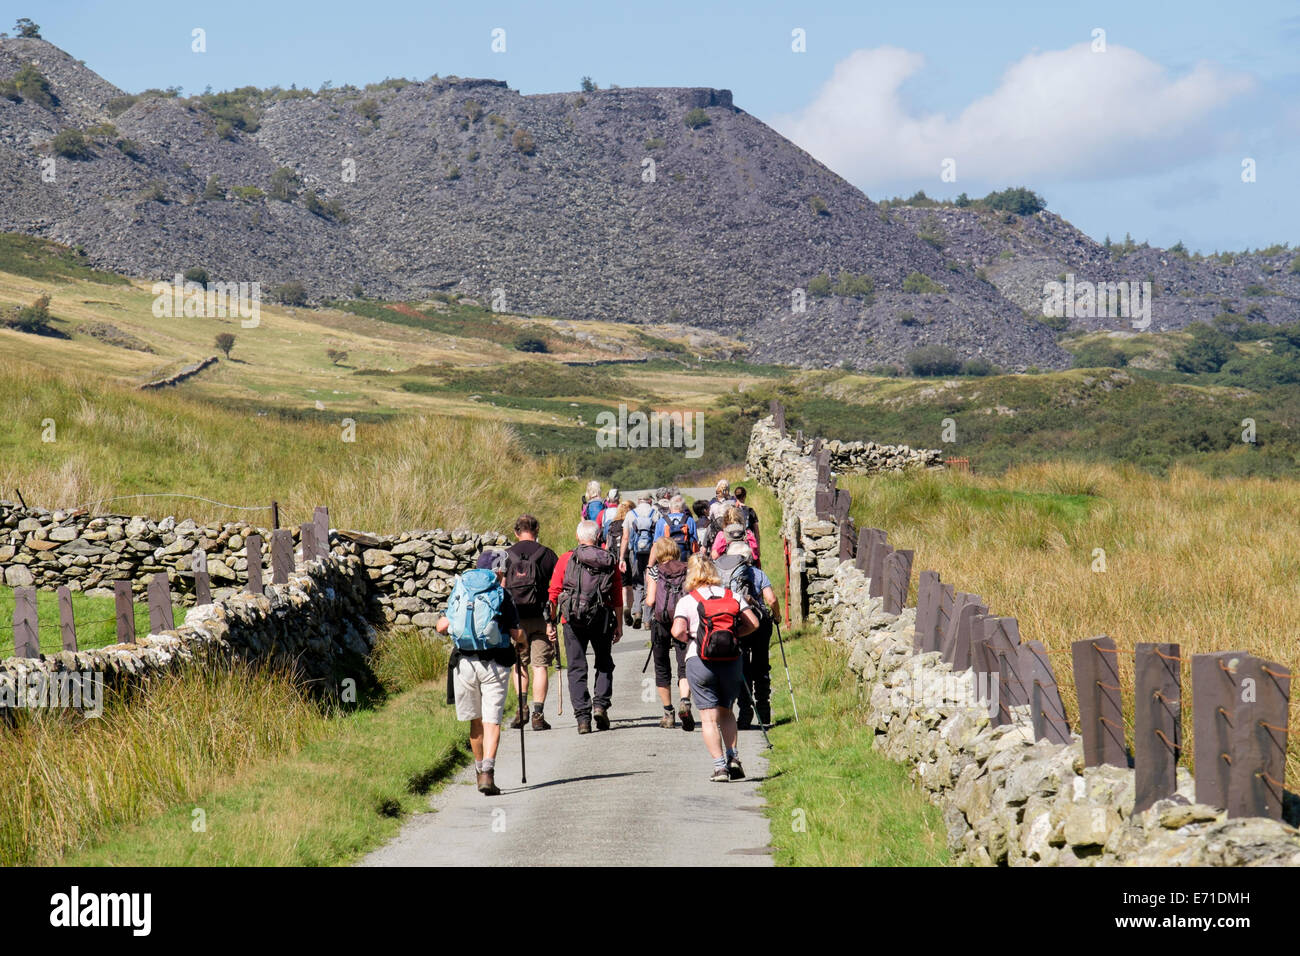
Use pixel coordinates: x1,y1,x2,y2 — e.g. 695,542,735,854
4,506,331,657
768,400,1292,821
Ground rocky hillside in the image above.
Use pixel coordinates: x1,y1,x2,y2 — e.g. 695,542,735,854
0,37,1070,371
887,204,1300,332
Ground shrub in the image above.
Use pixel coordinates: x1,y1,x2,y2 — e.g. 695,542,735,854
214,332,236,357
326,348,349,365
5,294,52,333
114,138,143,160
807,273,832,298
8,64,55,109
809,195,829,216
906,345,962,377
141,181,166,202
514,336,548,353
982,186,1046,215
581,77,597,92
1071,342,1128,368
960,357,997,376
85,123,117,139
902,272,944,294
899,312,920,327
644,137,666,150
444,165,461,180
462,99,482,123
834,271,874,300
954,192,972,207
202,175,224,200
1174,324,1234,374
1244,284,1268,297
1289,257,1300,275
683,108,710,129
511,128,536,155
107,94,139,116
572,95,586,108
917,227,945,249
183,267,209,288
270,281,308,306
1169,240,1189,258
354,98,381,123
51,129,92,159
1036,313,1069,332
231,185,264,201
15,18,41,38
304,189,348,222
268,167,300,201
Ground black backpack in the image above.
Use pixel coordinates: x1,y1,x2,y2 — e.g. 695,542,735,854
652,559,688,628
604,514,624,557
559,545,617,630
715,552,766,619
505,545,548,615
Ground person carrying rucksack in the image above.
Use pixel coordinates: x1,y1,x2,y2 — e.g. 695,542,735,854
503,514,560,732
436,552,526,796
691,498,715,553
581,481,605,523
642,536,693,730
710,507,760,564
733,486,760,553
672,554,759,782
707,479,736,525
620,493,659,628
601,497,629,558
548,519,623,734
715,539,780,728
654,494,696,557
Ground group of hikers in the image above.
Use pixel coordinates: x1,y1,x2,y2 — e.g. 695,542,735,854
436,479,780,796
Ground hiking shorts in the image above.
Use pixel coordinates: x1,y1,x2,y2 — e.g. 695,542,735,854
453,656,511,723
686,655,745,711
514,616,555,669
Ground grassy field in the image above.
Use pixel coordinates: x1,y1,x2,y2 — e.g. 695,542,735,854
842,462,1300,781
0,585,177,658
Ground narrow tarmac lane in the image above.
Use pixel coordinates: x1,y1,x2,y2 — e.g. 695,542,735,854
361,624,773,867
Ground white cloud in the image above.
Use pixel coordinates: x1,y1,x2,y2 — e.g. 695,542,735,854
774,43,1254,187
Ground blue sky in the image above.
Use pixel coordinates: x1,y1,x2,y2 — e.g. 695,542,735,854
22,0,1300,253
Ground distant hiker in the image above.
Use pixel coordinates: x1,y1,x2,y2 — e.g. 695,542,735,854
604,499,632,560
582,480,605,522
437,554,525,796
671,554,759,781
654,486,673,515
706,479,737,527
549,519,623,734
643,536,693,730
504,514,560,731
597,494,626,550
691,498,715,553
620,493,658,628
655,494,697,557
716,539,780,728
733,486,760,553
710,506,760,564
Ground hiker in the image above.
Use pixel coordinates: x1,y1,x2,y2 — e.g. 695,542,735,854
581,480,605,522
642,536,693,730
549,519,623,734
716,539,780,728
601,496,630,556
671,554,759,781
733,486,760,553
436,551,525,796
620,493,659,628
710,506,760,564
655,494,696,557
691,498,714,553
504,515,560,731
706,479,736,527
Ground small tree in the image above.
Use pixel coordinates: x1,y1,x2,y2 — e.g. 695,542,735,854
512,128,536,155
7,294,52,333
580,76,597,92
809,195,829,216
270,281,308,306
215,332,236,358
683,108,710,129
268,166,300,201
514,335,548,353
51,129,92,159
183,266,209,288
15,18,40,38
906,344,962,377
202,175,223,200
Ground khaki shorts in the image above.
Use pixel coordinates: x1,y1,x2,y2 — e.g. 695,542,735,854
453,656,511,723
514,616,556,669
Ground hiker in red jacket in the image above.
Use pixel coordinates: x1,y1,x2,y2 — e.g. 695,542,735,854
548,519,623,734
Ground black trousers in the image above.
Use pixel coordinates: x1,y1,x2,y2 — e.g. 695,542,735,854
650,618,688,689
739,616,772,718
564,619,614,718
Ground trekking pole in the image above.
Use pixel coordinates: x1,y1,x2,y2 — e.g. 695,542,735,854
555,628,564,716
741,679,773,750
517,659,527,785
774,620,799,722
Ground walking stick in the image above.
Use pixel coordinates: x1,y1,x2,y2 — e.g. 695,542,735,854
554,625,564,716
773,619,799,722
741,679,773,750
516,653,527,784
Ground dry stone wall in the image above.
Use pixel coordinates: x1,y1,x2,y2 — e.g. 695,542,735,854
746,415,1300,866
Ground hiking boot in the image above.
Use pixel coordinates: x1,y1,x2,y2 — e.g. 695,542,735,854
679,705,695,732
728,758,745,780
623,609,633,628
592,706,610,731
710,766,731,783
659,710,676,729
531,712,552,731
509,709,527,730
477,770,500,796
631,616,643,630
577,717,592,735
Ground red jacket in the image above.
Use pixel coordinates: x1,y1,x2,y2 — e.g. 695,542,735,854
548,549,623,619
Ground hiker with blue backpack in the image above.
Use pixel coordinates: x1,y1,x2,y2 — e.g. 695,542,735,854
642,536,693,729
671,553,760,782
654,494,697,558
619,492,660,629
548,519,623,734
437,551,525,797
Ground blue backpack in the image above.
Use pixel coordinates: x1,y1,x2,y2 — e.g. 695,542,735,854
446,569,508,651
631,507,656,554
663,512,691,550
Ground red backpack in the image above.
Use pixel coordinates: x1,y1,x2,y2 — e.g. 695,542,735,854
691,588,742,661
